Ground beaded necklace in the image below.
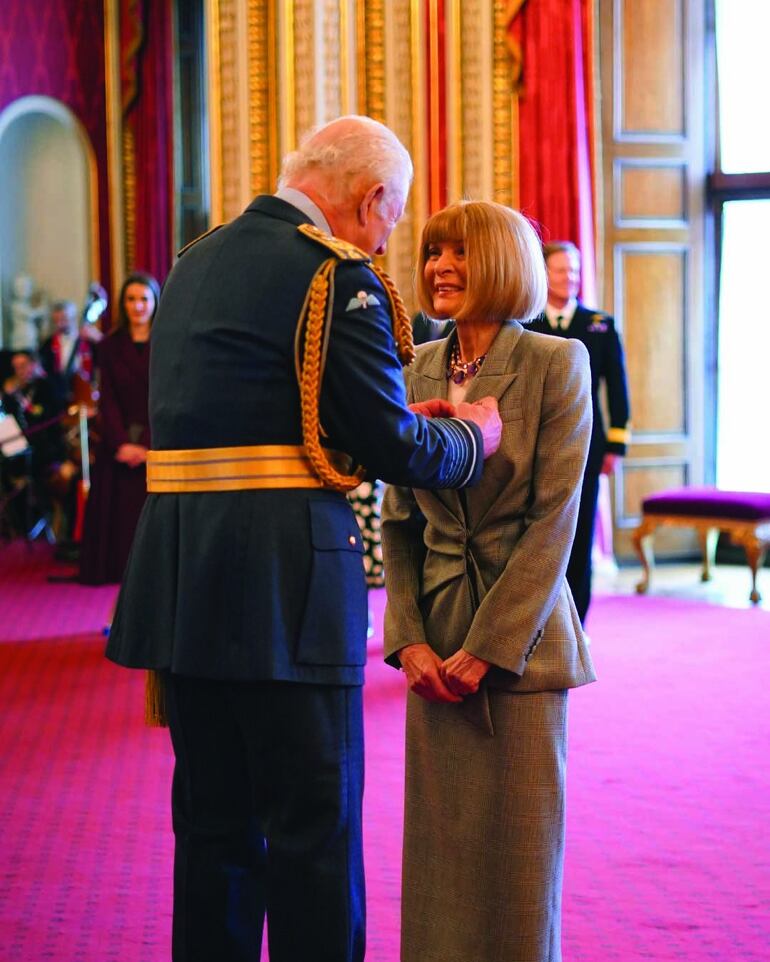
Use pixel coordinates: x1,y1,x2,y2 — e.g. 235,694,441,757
447,341,487,385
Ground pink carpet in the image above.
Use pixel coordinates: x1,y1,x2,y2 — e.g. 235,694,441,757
1,542,769,960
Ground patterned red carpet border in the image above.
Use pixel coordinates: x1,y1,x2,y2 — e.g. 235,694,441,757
1,542,769,961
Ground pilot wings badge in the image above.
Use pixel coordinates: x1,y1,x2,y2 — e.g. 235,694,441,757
345,290,380,311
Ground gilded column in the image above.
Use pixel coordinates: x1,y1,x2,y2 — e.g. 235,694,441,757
293,0,317,139
460,0,495,202
322,0,342,121
248,0,281,195
493,0,515,206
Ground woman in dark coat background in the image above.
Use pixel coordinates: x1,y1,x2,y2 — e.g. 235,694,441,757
79,272,159,585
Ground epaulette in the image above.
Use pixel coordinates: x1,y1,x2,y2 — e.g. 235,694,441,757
298,223,371,262
176,224,223,259
587,312,610,332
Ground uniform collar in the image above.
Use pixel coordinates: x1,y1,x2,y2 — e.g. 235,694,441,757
545,298,577,329
273,187,332,235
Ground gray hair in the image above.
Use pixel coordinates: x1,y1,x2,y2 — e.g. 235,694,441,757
279,115,413,208
543,240,581,264
50,299,77,318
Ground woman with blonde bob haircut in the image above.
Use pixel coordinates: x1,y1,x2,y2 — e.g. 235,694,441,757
382,200,596,962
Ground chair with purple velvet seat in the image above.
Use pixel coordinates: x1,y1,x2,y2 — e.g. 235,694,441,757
633,488,770,604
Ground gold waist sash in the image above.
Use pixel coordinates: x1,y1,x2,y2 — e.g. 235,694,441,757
146,444,330,492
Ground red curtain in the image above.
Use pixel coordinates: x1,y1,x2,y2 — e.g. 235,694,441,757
0,1,111,296
121,0,174,284
511,0,597,303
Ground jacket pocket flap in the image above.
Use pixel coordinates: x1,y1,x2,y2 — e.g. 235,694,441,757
309,499,363,552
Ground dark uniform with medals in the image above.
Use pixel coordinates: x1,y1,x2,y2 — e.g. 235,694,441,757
106,193,484,962
528,304,630,622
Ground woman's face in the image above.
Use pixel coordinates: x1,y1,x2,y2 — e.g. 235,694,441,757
424,240,466,319
123,283,155,326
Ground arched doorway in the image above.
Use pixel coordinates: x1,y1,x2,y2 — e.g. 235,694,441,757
0,96,98,347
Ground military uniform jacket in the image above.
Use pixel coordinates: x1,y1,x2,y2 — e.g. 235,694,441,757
382,322,596,704
528,304,630,473
106,195,482,687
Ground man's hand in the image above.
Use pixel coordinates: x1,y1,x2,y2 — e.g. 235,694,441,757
440,649,491,697
455,396,502,459
601,453,619,475
409,399,457,419
398,643,463,703
116,443,148,468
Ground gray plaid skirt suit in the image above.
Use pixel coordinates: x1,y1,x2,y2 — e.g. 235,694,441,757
382,320,597,962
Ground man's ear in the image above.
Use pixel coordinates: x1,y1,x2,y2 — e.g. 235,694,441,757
358,183,385,224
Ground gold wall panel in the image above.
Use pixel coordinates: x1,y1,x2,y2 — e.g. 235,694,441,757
247,0,280,196
616,161,687,226
322,0,342,120
492,0,515,205
622,463,687,523
617,0,685,138
459,0,494,203
601,0,705,559
359,0,386,121
200,1,512,312
217,0,249,221
293,0,316,137
617,245,687,436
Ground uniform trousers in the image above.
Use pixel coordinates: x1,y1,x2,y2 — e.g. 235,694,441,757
565,471,600,625
165,674,365,962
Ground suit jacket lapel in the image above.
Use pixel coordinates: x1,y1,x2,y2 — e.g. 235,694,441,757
408,336,452,403
462,320,522,404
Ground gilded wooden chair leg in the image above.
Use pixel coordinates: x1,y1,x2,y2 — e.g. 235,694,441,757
698,527,719,582
632,520,656,595
742,538,766,604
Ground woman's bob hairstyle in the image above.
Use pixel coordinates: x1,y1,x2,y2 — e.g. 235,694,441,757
416,200,547,326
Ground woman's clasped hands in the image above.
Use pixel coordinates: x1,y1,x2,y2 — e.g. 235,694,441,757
398,643,490,703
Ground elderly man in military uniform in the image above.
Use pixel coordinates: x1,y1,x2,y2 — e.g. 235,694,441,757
106,115,502,962
529,240,631,624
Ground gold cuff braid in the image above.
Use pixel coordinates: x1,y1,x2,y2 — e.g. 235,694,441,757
297,258,415,492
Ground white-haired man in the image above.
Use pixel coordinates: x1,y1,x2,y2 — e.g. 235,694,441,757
106,115,502,962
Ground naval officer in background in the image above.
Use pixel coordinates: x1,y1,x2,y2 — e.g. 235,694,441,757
529,240,630,623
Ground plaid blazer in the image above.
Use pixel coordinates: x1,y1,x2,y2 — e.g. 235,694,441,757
382,320,597,706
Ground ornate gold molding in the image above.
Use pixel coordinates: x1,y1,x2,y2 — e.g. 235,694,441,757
248,0,280,195
460,0,494,201
279,0,296,154
359,0,385,120
205,0,223,222
122,125,136,269
293,0,316,137
445,0,463,202
409,0,427,255
505,0,528,92
104,0,125,286
322,1,342,121
217,0,244,221
493,0,515,205
339,0,352,114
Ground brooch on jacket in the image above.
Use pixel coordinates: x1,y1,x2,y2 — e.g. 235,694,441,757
587,313,608,332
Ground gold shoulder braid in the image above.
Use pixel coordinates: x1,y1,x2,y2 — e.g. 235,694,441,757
295,225,415,492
